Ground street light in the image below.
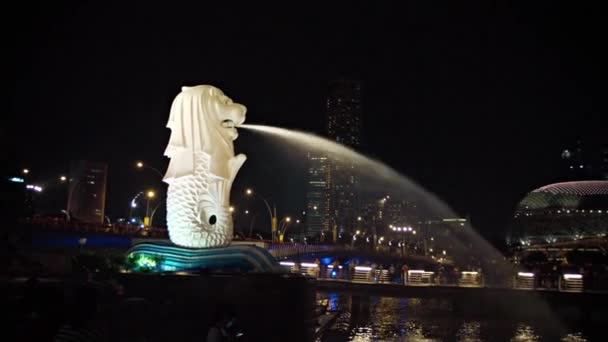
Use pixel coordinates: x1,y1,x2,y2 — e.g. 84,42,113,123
229,206,235,213
278,216,291,243
128,191,144,222
245,188,278,242
136,161,164,178
144,190,155,227
59,175,67,182
22,168,30,175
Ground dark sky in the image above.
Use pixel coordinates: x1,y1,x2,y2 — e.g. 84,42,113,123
4,1,607,238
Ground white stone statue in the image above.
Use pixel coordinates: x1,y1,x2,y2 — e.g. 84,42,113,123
163,85,246,248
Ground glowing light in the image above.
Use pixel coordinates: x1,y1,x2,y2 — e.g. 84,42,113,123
229,206,235,213
355,266,372,271
412,230,416,235
279,261,295,267
147,191,155,198
313,205,318,210
285,217,291,222
301,262,318,268
357,216,362,221
518,272,534,277
563,274,582,280
60,176,67,181
136,255,157,269
131,203,137,208
296,219,300,223
26,185,43,192
461,271,478,275
245,210,249,214
22,168,29,174
442,250,446,255
8,177,24,183
356,230,360,235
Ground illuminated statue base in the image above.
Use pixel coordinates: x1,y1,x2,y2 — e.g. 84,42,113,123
126,242,279,273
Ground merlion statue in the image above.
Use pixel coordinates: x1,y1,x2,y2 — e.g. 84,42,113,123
163,85,246,248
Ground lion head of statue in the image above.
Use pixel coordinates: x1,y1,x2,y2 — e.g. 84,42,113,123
163,85,247,182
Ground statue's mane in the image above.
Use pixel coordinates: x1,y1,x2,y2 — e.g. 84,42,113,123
163,85,234,182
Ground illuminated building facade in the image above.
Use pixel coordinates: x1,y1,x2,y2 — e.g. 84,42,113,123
305,153,330,237
510,181,608,245
326,80,362,233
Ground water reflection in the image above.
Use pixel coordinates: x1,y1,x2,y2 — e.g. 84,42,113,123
319,293,591,342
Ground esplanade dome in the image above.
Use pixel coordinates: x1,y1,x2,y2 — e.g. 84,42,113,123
511,181,608,245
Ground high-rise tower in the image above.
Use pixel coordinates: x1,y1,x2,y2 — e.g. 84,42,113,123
326,80,362,234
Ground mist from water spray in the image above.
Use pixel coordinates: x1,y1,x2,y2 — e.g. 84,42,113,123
240,124,501,260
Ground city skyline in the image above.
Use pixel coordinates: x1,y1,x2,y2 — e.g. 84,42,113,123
5,2,608,240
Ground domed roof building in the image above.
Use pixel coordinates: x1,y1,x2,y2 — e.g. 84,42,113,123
510,181,608,245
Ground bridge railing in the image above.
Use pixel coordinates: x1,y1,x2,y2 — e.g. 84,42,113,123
279,261,599,293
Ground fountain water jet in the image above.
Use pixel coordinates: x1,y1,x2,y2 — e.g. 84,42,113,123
240,124,505,265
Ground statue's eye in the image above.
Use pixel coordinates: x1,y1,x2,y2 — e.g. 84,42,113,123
209,215,217,225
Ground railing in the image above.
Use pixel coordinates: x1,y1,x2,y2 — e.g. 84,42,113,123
559,274,584,292
514,272,536,289
279,261,598,293
407,270,435,286
19,217,169,239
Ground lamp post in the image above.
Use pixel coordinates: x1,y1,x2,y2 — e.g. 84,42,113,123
144,190,155,227
245,188,277,242
278,216,291,243
128,191,144,222
391,226,416,257
135,161,164,178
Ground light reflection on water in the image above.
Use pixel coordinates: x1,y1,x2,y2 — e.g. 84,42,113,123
319,293,591,342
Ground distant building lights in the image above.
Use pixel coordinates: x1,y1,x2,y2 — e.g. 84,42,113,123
279,261,295,267
8,177,24,183
301,262,318,268
563,274,582,280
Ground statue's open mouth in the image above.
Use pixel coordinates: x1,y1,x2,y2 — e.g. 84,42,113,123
221,119,235,128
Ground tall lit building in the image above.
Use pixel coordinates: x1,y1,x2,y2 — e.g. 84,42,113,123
67,160,108,224
326,80,362,233
305,153,330,237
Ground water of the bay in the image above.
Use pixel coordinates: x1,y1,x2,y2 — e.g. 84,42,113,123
317,292,595,342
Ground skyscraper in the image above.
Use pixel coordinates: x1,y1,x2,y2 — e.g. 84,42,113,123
326,80,363,233
67,160,108,224
305,153,330,237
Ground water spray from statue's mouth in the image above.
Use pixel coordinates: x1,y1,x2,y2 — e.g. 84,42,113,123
221,119,236,128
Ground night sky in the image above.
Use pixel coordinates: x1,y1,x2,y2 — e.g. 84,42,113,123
4,2,607,239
